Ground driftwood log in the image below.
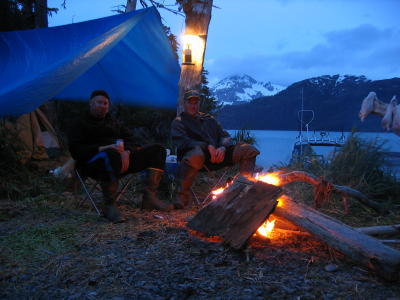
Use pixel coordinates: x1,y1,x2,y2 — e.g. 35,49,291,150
273,195,400,281
356,224,400,236
188,176,282,249
279,171,386,213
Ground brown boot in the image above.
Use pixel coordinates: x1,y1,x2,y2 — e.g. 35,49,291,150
101,181,125,223
174,163,198,209
142,168,173,211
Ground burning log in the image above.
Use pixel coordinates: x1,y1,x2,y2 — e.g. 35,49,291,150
278,171,386,214
187,176,283,249
273,195,400,281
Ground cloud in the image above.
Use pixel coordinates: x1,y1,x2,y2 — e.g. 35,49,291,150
206,25,400,86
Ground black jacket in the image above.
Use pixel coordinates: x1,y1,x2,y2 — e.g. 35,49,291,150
69,111,138,164
171,112,233,158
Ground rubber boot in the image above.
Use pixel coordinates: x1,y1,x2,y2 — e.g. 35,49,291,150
174,163,199,209
142,168,173,211
101,181,125,223
239,157,256,178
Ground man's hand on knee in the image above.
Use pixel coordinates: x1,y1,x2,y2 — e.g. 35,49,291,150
214,146,226,163
208,145,225,164
208,145,217,163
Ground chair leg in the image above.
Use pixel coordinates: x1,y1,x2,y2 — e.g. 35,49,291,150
75,169,101,216
115,175,135,203
191,187,200,205
201,169,229,205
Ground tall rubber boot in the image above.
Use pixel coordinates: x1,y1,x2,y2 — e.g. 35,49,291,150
174,163,199,209
101,181,125,223
239,157,256,178
142,168,173,211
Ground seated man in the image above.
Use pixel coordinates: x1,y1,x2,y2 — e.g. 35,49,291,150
171,90,260,209
69,90,173,222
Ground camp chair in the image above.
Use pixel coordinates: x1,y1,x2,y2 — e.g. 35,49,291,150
74,168,136,215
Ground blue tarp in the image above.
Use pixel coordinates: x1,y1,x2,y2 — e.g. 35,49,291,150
0,7,180,116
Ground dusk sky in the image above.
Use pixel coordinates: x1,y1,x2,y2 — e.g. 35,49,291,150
47,0,400,86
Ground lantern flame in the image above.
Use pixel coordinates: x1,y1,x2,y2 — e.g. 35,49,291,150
257,219,276,238
181,34,205,65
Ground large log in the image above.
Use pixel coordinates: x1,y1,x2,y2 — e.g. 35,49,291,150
356,224,400,236
188,176,282,249
273,195,400,281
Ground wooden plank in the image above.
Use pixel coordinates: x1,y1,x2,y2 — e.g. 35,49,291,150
188,176,283,249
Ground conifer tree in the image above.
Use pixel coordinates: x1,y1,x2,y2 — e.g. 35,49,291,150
200,69,218,114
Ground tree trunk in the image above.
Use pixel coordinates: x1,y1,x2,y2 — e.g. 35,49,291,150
34,0,48,28
22,0,35,28
188,176,282,249
125,0,137,12
177,0,213,114
273,196,400,281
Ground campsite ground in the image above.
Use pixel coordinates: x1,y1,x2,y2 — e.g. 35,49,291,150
1,164,400,300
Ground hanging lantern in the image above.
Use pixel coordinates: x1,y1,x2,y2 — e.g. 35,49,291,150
181,34,204,66
182,43,194,65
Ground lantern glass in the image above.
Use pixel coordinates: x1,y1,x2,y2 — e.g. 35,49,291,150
181,34,204,65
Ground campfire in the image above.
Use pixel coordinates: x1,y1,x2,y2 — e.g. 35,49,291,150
187,171,400,281
210,171,284,238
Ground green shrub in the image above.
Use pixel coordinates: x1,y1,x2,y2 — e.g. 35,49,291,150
327,133,399,200
232,128,256,145
282,132,400,202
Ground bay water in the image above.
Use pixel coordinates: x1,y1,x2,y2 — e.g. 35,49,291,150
228,130,400,170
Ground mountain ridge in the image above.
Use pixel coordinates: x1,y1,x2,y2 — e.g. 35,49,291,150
216,74,400,132
210,74,285,106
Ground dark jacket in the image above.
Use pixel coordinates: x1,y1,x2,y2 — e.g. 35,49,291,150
171,112,233,158
69,111,138,164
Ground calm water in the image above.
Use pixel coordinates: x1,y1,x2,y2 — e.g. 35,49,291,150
228,130,400,170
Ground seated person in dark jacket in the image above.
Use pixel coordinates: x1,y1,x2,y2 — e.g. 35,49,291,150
69,90,173,222
171,90,260,209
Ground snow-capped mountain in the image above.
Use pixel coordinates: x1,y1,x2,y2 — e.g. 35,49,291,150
210,74,286,106
217,74,400,131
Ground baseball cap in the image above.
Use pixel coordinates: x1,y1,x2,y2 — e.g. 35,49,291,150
184,90,201,101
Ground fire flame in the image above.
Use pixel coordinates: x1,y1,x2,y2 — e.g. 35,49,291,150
254,171,282,186
257,219,276,238
211,182,232,199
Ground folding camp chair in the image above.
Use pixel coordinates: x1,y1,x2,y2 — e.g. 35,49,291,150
74,169,137,215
